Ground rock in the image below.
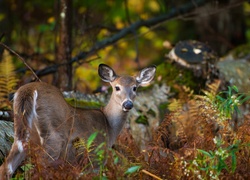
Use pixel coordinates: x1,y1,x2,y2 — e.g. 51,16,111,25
128,84,170,149
0,120,14,159
217,55,250,94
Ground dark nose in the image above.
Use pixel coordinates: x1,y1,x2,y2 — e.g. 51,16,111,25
123,100,133,111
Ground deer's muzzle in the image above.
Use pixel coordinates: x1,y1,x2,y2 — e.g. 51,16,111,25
122,100,133,111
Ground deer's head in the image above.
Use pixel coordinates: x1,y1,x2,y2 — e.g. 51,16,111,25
98,64,156,112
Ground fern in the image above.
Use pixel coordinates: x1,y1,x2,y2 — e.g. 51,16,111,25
0,50,19,109
73,132,99,168
168,99,182,112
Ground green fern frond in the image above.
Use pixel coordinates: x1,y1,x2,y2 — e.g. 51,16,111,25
73,132,99,156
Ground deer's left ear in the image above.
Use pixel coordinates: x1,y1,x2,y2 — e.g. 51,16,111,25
136,65,156,86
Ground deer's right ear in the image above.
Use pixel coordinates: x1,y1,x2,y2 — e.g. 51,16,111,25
98,64,117,82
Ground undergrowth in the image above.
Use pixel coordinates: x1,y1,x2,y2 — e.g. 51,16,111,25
6,81,250,179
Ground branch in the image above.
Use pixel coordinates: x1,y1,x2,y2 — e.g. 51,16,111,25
35,0,208,77
84,0,207,57
0,42,41,82
0,33,4,42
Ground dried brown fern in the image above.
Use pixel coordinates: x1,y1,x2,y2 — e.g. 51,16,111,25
152,113,172,148
143,145,182,179
187,98,217,149
16,141,80,180
0,50,19,109
186,80,231,149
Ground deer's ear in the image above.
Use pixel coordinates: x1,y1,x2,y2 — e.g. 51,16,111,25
98,64,117,82
136,65,156,86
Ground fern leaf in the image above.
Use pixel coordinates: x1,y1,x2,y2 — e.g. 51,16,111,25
0,50,19,109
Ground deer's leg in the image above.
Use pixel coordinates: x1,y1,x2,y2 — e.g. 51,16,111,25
3,139,26,177
41,133,66,161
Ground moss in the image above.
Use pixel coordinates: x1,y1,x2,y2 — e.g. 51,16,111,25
229,43,250,59
147,109,156,117
65,98,104,109
135,115,149,126
156,61,206,93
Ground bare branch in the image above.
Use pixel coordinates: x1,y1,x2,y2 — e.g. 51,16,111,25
83,0,207,56
0,33,4,42
0,42,41,82
34,0,208,77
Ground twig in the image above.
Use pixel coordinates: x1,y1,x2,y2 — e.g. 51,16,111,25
141,169,162,180
35,54,100,76
0,42,41,82
0,33,4,41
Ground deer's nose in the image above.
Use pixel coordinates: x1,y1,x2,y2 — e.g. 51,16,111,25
122,100,133,111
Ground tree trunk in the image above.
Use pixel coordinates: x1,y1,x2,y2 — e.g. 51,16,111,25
55,0,72,90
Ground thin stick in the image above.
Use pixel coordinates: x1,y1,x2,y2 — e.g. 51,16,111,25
0,42,41,82
141,169,162,180
0,33,4,41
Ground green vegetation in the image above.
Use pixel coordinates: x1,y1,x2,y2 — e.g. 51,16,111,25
215,85,250,119
65,98,104,109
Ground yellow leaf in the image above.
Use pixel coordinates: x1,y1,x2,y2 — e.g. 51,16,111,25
0,13,5,21
148,1,160,12
118,41,128,49
78,7,86,14
47,16,55,24
114,17,125,29
128,0,144,13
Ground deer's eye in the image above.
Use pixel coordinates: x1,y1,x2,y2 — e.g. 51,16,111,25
132,86,137,92
115,86,120,91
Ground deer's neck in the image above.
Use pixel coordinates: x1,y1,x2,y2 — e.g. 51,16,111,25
103,95,128,146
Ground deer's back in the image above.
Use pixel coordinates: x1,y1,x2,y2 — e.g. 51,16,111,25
14,82,110,155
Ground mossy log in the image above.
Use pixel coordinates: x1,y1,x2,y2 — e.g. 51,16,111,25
0,120,14,159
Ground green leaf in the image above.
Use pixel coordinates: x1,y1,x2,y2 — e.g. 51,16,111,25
96,149,105,157
93,176,108,180
232,85,239,93
227,99,233,106
216,95,225,102
87,132,98,149
200,167,209,171
198,149,213,158
21,163,33,171
95,142,105,152
228,86,232,97
240,95,250,104
124,165,141,175
135,115,149,125
147,109,156,117
237,94,244,101
217,157,228,172
231,152,237,173
114,156,119,164
234,106,241,116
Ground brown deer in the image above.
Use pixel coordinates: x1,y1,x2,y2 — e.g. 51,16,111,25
0,64,156,179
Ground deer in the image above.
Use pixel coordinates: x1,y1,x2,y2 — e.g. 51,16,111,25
0,63,156,179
